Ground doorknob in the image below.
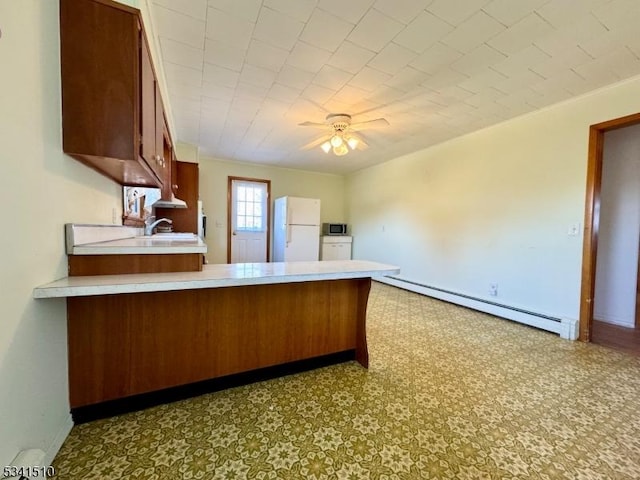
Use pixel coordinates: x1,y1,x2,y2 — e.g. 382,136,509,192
232,231,237,236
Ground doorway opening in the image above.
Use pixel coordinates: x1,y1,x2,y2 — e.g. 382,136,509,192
580,112,640,355
227,177,271,263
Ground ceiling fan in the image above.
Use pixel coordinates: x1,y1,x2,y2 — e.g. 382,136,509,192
299,113,389,156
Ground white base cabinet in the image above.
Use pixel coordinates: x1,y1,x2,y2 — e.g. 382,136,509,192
321,236,352,261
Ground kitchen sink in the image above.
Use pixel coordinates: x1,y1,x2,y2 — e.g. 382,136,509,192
133,233,199,242
152,233,198,240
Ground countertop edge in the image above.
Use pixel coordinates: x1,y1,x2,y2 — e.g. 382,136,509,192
33,262,400,299
70,245,208,255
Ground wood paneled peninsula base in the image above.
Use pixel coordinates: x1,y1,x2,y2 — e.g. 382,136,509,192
34,261,399,422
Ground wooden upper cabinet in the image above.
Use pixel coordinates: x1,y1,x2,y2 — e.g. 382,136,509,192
60,0,166,188
155,161,199,233
140,34,158,178
140,33,169,189
155,90,165,166
161,121,175,200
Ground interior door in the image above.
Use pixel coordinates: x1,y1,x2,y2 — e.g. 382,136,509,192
229,178,269,263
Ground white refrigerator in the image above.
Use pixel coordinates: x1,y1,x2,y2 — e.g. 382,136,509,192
273,196,321,262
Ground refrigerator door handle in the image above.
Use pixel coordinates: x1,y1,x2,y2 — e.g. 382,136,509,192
286,207,292,245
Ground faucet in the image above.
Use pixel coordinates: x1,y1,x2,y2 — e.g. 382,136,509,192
144,216,173,236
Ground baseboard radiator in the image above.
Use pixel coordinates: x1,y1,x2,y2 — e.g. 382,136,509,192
377,276,579,340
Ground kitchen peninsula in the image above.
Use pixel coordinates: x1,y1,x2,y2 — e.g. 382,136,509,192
34,258,399,421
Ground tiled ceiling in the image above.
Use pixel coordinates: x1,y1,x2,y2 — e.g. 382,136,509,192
149,0,640,174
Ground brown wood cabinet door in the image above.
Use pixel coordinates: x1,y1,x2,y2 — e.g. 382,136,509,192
140,34,161,181
60,0,136,160
160,121,173,200
155,88,165,164
155,161,199,233
170,147,179,196
60,0,163,187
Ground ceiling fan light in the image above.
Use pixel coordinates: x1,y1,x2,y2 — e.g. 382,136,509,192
320,141,331,153
330,134,343,147
333,143,349,156
347,137,359,150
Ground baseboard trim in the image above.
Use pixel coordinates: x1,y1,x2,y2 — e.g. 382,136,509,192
377,276,578,340
43,413,73,466
594,313,635,328
71,349,356,424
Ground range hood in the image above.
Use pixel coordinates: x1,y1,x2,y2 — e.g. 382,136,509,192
152,194,187,209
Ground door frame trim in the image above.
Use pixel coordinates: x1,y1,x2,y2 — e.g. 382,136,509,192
579,112,640,341
227,176,272,264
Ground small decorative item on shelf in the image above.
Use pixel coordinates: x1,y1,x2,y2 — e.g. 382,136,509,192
123,186,160,226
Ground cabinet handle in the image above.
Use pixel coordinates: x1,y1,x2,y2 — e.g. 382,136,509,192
154,155,166,167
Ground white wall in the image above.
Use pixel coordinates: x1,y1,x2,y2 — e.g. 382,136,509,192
347,75,640,322
0,0,122,466
197,156,345,264
594,125,640,327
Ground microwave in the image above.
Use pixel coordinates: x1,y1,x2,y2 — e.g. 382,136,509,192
323,223,348,235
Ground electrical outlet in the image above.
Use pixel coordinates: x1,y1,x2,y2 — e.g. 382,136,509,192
489,283,498,296
112,208,118,224
568,223,580,236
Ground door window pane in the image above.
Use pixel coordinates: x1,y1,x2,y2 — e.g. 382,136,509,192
234,181,267,232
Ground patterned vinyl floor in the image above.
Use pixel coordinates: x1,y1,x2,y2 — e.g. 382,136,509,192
52,282,640,479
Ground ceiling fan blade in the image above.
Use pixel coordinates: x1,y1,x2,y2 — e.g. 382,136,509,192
298,121,328,128
350,118,390,130
300,135,331,151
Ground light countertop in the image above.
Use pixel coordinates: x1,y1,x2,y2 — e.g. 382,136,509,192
65,224,207,255
33,260,400,298
70,235,208,255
